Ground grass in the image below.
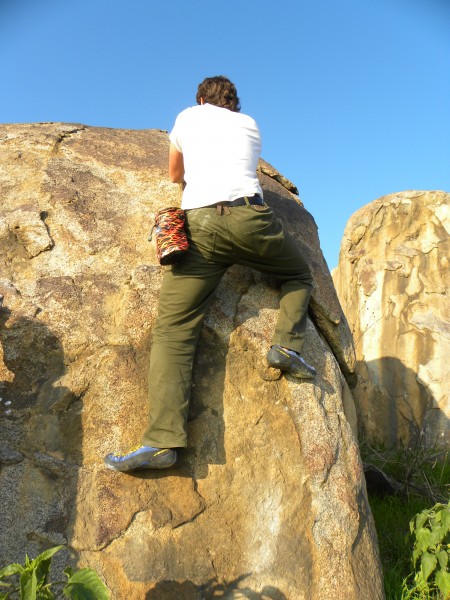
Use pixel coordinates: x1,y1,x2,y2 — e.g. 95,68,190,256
361,441,450,600
370,494,430,599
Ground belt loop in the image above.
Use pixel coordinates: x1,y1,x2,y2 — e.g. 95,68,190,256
243,196,250,206
216,203,231,215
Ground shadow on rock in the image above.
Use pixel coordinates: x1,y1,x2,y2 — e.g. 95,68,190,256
0,304,80,568
0,308,65,410
355,356,449,449
145,575,287,599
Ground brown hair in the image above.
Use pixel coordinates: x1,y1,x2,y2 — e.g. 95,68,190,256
196,76,241,112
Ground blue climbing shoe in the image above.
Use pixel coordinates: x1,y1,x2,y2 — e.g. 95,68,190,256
267,345,316,379
104,445,177,471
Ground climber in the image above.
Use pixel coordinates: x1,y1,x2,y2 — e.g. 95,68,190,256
104,76,316,472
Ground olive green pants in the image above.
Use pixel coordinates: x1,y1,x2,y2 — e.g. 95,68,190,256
142,203,313,448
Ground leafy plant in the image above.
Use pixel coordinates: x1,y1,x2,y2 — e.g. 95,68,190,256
0,546,110,600
402,502,450,599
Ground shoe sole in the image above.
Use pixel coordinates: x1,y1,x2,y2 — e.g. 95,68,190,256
105,460,177,471
104,451,177,472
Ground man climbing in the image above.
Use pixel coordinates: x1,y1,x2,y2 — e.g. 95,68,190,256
104,76,316,472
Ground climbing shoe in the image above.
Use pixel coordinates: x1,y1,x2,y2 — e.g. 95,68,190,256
104,445,177,471
267,345,316,379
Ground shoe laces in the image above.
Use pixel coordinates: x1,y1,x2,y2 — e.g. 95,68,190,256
112,444,144,458
281,347,300,358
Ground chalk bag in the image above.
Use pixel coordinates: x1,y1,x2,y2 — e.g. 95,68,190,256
149,207,189,265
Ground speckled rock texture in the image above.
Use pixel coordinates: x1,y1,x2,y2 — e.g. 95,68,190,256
333,190,449,450
0,123,383,600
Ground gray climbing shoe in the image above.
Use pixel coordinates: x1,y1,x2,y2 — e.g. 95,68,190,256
267,345,316,379
104,445,177,471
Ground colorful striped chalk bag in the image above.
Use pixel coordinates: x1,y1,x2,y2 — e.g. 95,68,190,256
149,207,189,265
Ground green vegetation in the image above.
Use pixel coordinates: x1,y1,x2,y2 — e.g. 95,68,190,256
362,442,450,600
402,502,450,599
0,546,110,600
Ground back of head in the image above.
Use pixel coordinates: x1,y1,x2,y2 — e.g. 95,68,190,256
196,76,241,112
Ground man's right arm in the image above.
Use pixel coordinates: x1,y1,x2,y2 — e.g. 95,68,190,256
168,143,185,183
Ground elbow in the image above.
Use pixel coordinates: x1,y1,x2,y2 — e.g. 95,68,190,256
169,171,184,184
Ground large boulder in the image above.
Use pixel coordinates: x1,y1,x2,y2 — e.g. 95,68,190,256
333,190,449,449
0,123,384,599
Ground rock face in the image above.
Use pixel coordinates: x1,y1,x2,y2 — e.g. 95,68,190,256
333,191,450,449
0,124,384,599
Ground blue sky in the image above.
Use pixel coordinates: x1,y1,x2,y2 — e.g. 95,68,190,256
1,0,449,269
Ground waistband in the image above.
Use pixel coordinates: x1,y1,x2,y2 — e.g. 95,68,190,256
186,194,264,213
217,194,264,208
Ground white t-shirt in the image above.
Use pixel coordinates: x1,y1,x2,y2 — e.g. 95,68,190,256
169,103,263,210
